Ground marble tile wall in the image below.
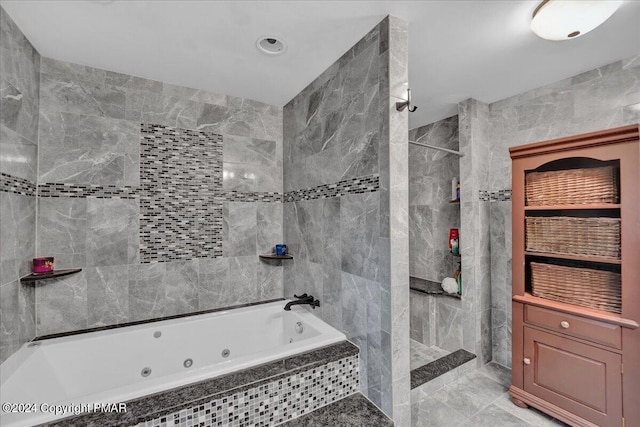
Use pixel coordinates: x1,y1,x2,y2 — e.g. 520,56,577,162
409,290,431,345
283,19,384,411
0,6,39,363
282,16,410,425
485,56,640,368
386,16,411,427
458,98,493,367
33,56,284,338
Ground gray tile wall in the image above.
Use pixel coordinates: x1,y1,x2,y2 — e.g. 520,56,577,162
458,98,493,367
386,16,411,427
410,290,431,345
0,6,39,363
484,56,640,368
33,56,284,338
282,16,410,425
408,117,462,352
283,20,385,411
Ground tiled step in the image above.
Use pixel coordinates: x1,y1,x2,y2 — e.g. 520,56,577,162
410,349,476,399
279,393,393,427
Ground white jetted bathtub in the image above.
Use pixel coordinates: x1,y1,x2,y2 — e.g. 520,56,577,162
0,300,346,427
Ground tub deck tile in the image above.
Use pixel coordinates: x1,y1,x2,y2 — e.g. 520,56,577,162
41,340,359,427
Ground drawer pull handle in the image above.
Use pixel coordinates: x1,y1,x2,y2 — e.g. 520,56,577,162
523,358,531,365
560,321,570,329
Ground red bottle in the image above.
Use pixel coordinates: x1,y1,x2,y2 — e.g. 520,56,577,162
449,229,459,253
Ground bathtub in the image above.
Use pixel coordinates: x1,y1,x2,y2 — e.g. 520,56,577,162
0,300,346,427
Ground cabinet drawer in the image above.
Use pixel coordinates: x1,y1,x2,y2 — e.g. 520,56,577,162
524,305,621,349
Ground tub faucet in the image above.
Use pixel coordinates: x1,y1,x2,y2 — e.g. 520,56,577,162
284,294,320,311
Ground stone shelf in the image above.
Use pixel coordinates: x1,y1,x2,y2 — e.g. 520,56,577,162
410,277,460,300
259,254,293,260
20,268,82,283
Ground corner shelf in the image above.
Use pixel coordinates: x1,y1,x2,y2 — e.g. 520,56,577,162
259,254,293,260
449,199,460,204
20,268,82,283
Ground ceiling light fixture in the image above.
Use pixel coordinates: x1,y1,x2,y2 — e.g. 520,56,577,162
256,36,287,56
531,0,624,41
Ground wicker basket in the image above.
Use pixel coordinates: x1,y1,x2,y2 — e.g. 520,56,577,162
525,166,618,206
530,262,621,314
526,216,621,259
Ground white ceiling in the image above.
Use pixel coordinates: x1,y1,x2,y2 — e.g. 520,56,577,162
2,0,639,128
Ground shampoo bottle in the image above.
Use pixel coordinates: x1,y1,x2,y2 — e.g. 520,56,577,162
451,177,458,201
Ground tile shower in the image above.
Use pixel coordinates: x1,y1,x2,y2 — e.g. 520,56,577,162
0,8,410,426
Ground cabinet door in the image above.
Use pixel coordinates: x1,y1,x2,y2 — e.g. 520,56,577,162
523,327,622,427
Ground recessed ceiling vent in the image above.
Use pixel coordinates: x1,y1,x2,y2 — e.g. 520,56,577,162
256,36,287,56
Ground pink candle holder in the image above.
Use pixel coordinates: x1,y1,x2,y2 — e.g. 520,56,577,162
33,257,54,274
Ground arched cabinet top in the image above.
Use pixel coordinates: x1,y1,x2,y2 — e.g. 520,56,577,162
529,157,618,174
509,125,639,160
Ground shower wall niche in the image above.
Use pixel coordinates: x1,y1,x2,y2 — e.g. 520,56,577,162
408,116,463,355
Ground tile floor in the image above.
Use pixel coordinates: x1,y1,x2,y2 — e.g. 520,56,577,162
411,362,569,427
410,339,450,370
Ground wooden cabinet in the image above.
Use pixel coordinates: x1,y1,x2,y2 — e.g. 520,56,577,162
509,125,640,427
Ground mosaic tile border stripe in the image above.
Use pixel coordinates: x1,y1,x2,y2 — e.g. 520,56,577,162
478,189,512,202
0,173,36,196
37,183,139,199
34,184,284,203
284,175,380,202
35,175,380,204
222,191,283,203
140,123,224,262
135,355,360,427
